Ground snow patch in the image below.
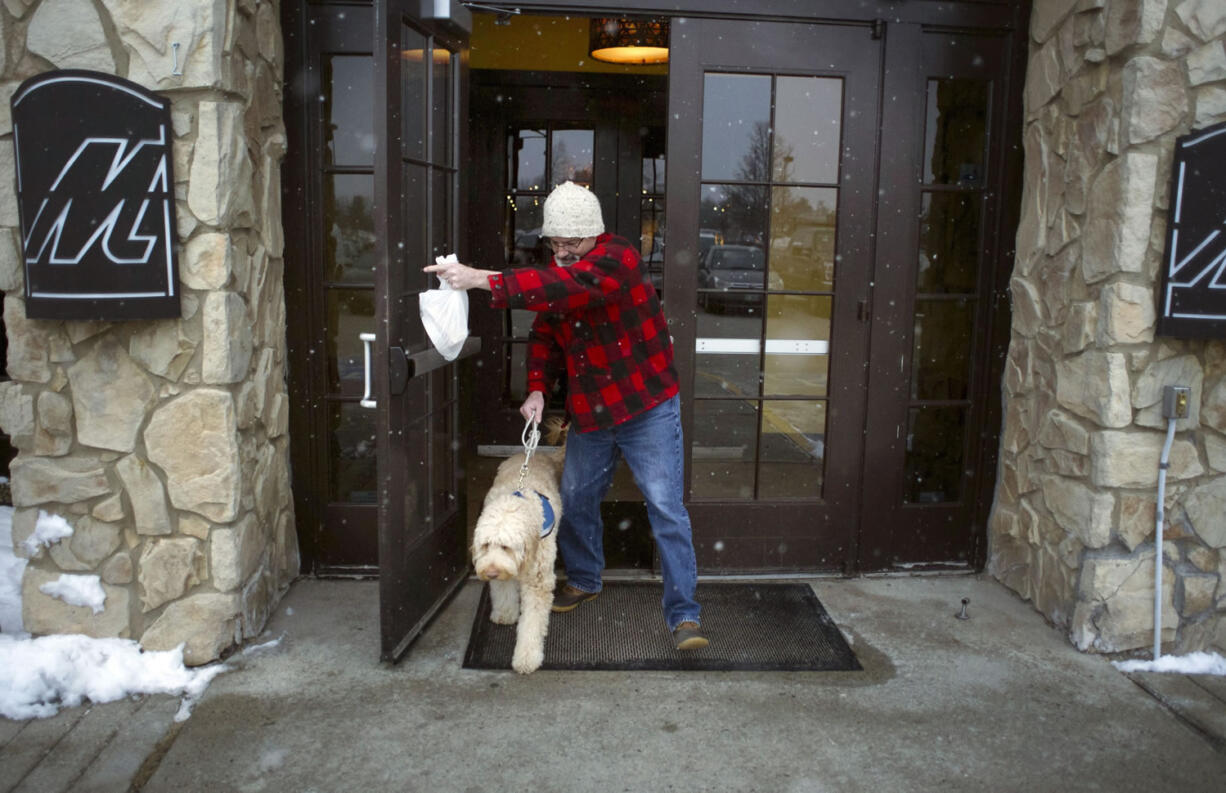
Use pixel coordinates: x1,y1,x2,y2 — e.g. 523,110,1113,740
0,506,28,634
1113,651,1226,676
0,634,229,721
0,505,228,720
39,573,107,614
21,510,74,556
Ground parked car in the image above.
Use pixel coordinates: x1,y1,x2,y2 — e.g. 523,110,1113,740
698,244,769,312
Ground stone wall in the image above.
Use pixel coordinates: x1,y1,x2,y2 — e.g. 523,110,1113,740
992,0,1226,653
0,0,296,664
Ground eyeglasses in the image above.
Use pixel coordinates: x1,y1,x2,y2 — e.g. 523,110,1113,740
548,238,588,252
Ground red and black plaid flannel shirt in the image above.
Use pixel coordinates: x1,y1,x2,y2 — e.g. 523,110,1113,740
487,233,679,433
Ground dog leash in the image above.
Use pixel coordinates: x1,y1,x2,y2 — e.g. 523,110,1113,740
517,413,541,492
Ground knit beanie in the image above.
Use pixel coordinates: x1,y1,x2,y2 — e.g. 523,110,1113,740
540,181,605,238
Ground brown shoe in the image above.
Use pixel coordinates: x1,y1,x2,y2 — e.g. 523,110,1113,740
551,584,598,613
673,621,709,650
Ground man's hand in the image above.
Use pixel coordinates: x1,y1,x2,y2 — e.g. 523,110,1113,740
519,391,545,422
422,260,497,291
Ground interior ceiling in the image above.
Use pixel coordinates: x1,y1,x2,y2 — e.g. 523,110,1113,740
469,13,669,75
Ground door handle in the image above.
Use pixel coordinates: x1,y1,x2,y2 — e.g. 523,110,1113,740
359,333,377,408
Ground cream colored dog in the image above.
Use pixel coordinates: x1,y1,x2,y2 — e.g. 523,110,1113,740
470,420,565,674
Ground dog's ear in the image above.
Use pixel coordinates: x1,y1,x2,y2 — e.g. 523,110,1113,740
542,415,569,446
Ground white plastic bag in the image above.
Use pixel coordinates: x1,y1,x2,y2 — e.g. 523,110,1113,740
420,254,469,361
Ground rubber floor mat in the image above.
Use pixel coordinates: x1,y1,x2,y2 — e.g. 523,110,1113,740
462,581,861,672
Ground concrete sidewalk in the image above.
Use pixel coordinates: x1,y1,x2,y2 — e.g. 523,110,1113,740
3,575,1225,792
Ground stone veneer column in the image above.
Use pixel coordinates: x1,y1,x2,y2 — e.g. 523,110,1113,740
993,0,1226,653
0,0,297,664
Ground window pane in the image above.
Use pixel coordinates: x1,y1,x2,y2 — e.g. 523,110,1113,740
508,196,546,265
904,406,966,504
512,129,547,191
701,73,772,182
325,289,375,393
923,78,989,186
773,76,842,185
695,309,763,399
917,192,981,294
758,400,825,499
400,25,427,160
911,298,974,401
764,295,831,398
552,129,594,185
770,186,837,291
690,400,758,500
431,46,452,166
324,55,374,167
330,402,377,503
324,175,376,284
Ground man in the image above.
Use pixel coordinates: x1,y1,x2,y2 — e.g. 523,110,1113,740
424,181,707,651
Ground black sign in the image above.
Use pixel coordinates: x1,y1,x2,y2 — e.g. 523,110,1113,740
11,70,181,320
1157,120,1226,338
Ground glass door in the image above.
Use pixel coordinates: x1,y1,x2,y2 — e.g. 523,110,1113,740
668,19,882,572
858,26,1016,570
372,0,472,661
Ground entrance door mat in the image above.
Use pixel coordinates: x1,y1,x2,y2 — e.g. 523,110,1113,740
462,581,861,672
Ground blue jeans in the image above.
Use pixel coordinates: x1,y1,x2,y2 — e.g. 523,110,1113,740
557,394,700,631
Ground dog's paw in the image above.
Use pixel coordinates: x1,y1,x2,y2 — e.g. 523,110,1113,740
512,644,544,674
490,606,519,625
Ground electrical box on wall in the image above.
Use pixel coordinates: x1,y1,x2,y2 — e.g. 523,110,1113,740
1157,120,1226,338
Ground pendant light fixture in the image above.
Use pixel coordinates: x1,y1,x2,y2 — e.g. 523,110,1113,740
588,17,669,64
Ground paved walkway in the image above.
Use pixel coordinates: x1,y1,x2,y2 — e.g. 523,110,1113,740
2,575,1225,792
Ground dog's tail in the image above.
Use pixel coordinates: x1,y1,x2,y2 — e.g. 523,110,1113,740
542,415,569,447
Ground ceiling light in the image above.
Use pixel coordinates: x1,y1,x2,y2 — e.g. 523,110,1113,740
589,18,669,65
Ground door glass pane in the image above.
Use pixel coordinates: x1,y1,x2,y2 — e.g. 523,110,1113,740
400,25,427,160
324,175,376,284
701,73,772,182
641,197,665,295
764,295,831,398
431,168,450,257
758,400,825,499
698,184,768,270
401,163,427,273
690,400,758,500
431,46,452,166
911,299,973,400
698,235,768,310
431,404,456,522
773,76,842,184
508,196,545,265
324,55,374,167
512,130,547,190
326,289,375,393
509,308,536,338
904,406,966,503
918,192,981,294
695,310,763,399
923,78,989,186
643,151,665,193
770,186,837,291
552,129,594,185
330,402,377,503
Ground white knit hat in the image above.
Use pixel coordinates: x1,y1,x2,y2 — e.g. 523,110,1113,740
541,181,605,238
